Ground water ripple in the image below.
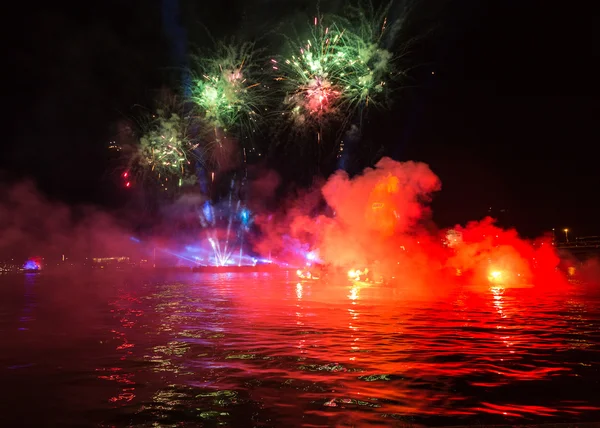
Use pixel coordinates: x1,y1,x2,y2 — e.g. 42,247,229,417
0,272,599,427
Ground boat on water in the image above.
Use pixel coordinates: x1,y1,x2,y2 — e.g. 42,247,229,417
191,264,284,273
22,258,42,273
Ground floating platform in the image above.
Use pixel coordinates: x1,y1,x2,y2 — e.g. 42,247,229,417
191,264,286,273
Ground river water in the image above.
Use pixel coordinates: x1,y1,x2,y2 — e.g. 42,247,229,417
1,271,599,427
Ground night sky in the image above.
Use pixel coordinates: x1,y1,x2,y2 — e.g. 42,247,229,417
4,0,597,238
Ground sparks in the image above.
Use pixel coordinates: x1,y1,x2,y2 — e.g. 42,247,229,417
273,7,399,136
127,102,198,189
190,41,267,137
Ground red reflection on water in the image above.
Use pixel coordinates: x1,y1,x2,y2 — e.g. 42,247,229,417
215,274,595,422
476,402,561,417
98,289,143,405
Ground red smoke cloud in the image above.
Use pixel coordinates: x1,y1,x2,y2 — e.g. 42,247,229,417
446,217,563,287
0,180,139,264
252,183,324,265
291,158,442,276
254,157,568,288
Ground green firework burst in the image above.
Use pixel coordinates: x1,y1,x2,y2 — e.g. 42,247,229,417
129,102,199,189
271,17,349,131
190,41,267,136
272,8,398,134
342,2,399,110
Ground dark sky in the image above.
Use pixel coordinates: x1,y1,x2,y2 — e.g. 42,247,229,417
4,0,598,238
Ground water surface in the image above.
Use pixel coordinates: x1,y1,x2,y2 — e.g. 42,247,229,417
1,271,599,427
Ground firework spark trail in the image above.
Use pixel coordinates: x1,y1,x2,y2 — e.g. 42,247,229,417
239,226,245,267
271,9,398,168
272,18,346,131
203,202,231,267
341,3,398,108
118,99,201,191
220,182,237,267
196,179,252,266
330,1,416,170
190,41,268,168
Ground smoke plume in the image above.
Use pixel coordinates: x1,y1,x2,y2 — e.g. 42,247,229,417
253,157,568,288
0,180,138,266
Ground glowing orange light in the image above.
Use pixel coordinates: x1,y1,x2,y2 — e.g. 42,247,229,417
296,269,315,280
386,176,400,193
348,268,368,282
296,283,303,299
488,270,503,283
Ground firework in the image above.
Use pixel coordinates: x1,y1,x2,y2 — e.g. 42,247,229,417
190,41,267,136
272,18,348,132
189,41,268,171
140,112,190,172
342,2,398,110
126,106,199,190
272,7,399,135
